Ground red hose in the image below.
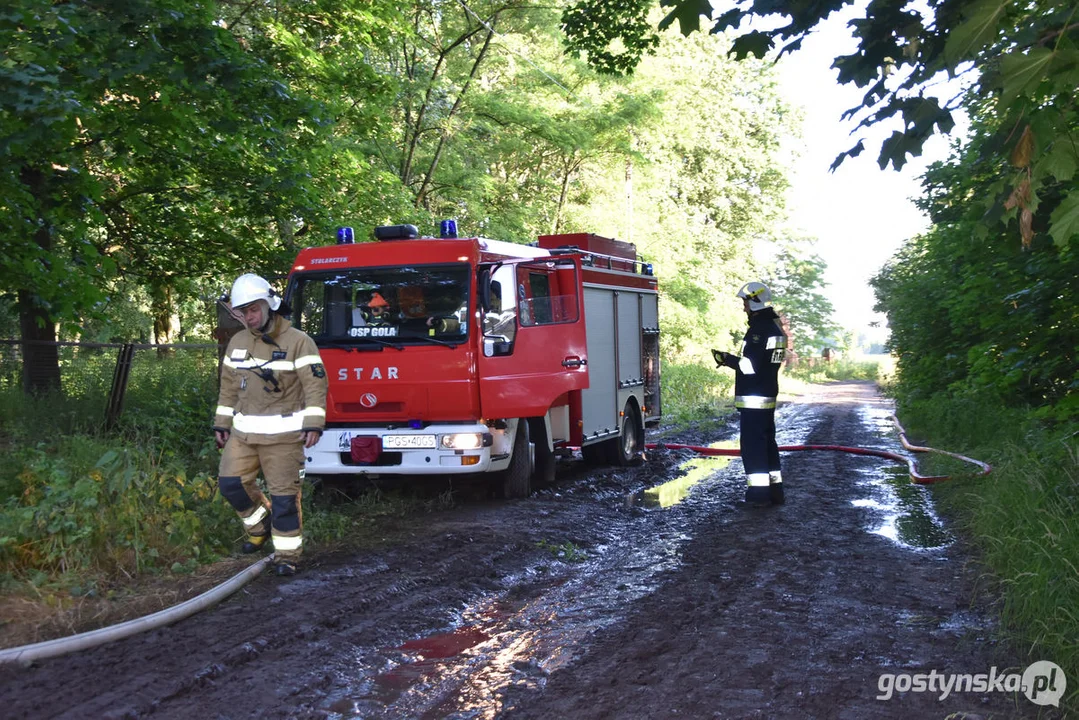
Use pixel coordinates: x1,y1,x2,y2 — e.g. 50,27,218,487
645,415,991,485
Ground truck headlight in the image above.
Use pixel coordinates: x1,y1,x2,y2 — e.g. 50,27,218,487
440,433,492,450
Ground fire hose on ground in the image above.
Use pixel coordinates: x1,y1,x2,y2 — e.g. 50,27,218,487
0,555,275,665
646,414,991,484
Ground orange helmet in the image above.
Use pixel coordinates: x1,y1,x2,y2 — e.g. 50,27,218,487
367,292,390,308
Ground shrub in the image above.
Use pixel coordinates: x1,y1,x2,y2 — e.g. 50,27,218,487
661,360,733,425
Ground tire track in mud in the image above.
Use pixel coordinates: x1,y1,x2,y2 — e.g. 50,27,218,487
0,383,1047,719
0,475,707,719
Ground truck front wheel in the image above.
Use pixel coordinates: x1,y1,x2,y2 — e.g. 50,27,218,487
529,418,556,488
498,420,532,499
614,404,643,467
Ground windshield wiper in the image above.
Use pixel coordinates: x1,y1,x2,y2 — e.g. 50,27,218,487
411,335,460,348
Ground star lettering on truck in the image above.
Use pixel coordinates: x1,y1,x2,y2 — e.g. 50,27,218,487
337,367,400,381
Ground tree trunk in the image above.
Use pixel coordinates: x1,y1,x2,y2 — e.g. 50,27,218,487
18,165,62,394
19,289,61,394
553,155,581,234
276,215,298,258
150,281,176,356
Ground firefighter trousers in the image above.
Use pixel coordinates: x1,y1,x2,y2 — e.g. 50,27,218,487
218,436,305,564
738,408,783,505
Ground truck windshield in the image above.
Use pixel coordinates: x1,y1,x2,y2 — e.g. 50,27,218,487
287,264,470,345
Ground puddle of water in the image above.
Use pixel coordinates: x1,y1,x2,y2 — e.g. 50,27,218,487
398,626,492,659
852,403,953,551
320,527,700,718
857,405,902,448
853,465,953,550
629,440,738,508
890,608,996,647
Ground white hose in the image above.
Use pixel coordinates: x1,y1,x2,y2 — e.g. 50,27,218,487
0,554,274,665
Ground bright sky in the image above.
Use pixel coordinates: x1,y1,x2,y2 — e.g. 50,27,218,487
772,6,961,344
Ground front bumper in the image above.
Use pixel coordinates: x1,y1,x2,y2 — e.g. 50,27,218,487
304,423,511,476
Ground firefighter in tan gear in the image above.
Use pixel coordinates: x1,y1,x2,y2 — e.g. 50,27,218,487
213,273,328,576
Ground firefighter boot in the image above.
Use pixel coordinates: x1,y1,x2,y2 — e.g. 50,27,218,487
241,514,272,554
274,562,297,577
769,471,784,505
242,531,271,554
745,473,771,506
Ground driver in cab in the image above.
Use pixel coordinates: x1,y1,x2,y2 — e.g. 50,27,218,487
352,292,392,327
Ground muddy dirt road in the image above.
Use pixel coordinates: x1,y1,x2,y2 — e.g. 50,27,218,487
0,382,1055,719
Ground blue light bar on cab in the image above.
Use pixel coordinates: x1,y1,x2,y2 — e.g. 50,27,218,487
337,226,355,244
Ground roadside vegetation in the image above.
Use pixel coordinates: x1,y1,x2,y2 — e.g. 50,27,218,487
895,397,1078,711
0,350,452,619
784,356,884,385
871,95,1078,709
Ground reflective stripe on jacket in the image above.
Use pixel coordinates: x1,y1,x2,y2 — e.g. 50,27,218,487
726,308,787,404
213,314,328,445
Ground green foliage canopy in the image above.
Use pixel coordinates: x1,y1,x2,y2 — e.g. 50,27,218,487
2,0,815,391
561,0,1079,249
872,100,1078,418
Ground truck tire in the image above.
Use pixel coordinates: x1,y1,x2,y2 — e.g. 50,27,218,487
528,418,556,487
499,420,532,499
613,404,643,467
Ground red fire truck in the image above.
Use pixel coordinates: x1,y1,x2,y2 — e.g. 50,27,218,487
283,223,660,497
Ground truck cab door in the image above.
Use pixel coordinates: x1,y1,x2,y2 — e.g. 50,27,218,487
478,256,588,418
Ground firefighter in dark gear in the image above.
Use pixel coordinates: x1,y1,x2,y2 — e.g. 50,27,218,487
361,292,392,325
713,281,788,506
213,273,329,576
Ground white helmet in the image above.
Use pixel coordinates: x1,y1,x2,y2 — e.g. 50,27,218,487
230,273,281,311
737,281,771,311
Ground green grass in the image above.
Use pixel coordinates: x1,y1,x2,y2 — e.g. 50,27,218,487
901,396,1079,712
536,539,588,563
660,359,734,425
784,356,884,384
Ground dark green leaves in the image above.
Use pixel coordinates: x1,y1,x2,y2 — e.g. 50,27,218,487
1049,193,1079,247
1000,47,1054,105
658,0,713,35
562,0,660,75
943,0,1008,70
